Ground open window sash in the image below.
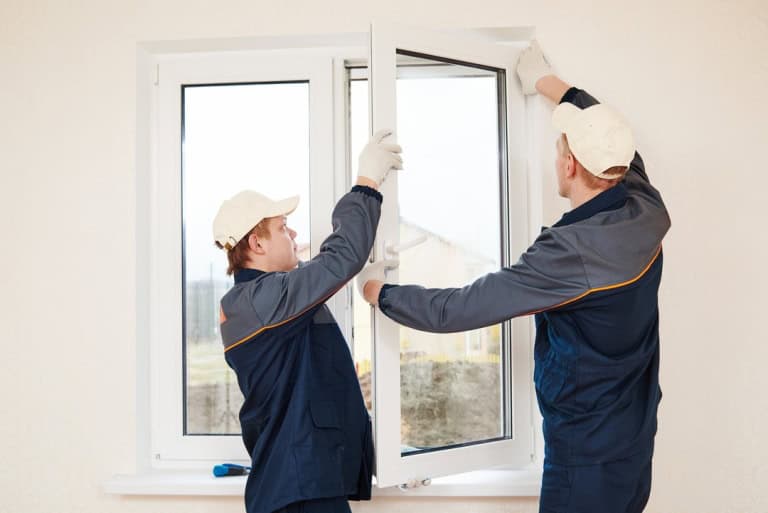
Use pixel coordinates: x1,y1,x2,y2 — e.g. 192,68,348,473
368,21,534,488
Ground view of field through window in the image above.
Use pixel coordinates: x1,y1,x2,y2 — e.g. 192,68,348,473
351,54,508,453
182,82,311,435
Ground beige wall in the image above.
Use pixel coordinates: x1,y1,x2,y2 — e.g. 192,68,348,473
2,0,767,512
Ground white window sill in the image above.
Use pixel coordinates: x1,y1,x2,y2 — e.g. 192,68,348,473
103,469,541,497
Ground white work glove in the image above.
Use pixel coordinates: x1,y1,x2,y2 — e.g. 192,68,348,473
355,259,399,299
516,39,553,95
358,129,403,185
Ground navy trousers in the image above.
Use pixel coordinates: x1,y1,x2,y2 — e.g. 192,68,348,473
539,451,653,513
273,497,351,513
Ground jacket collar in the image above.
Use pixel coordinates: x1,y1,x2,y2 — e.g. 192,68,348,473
234,268,267,284
553,182,628,228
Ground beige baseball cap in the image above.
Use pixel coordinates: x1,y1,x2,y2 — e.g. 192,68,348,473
552,103,636,178
212,191,299,250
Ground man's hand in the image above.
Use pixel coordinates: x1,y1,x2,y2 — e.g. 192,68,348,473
516,40,553,95
358,129,403,186
356,259,399,306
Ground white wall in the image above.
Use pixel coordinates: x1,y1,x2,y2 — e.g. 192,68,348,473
2,0,767,512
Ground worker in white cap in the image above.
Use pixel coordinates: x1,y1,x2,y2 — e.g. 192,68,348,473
359,42,670,513
214,130,401,513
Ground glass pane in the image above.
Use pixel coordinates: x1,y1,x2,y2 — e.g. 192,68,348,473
349,53,508,455
182,82,311,435
395,52,506,454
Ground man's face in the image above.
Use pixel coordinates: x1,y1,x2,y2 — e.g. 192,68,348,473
260,215,298,272
555,136,572,199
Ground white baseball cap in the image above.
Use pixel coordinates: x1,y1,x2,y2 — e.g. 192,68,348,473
552,103,635,178
212,191,299,250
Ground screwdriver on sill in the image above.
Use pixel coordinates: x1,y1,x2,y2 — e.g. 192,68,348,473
212,463,251,477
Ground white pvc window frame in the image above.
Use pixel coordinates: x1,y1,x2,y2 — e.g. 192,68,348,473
138,28,538,483
368,22,534,488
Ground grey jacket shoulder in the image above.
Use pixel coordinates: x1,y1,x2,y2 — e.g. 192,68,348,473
552,188,668,292
220,186,382,350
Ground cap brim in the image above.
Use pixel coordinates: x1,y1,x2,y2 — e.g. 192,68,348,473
552,102,582,132
269,195,300,218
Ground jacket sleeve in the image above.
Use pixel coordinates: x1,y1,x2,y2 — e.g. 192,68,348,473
251,185,382,326
377,229,590,333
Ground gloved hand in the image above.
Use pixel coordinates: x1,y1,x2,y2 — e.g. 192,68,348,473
516,40,553,95
356,259,399,302
358,129,403,185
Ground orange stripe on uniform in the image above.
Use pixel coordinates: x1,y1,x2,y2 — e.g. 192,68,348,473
224,285,344,353
525,244,663,316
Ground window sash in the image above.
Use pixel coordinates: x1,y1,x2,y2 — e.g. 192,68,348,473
368,21,534,487
150,52,335,463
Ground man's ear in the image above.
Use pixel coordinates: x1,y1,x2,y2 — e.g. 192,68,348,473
566,153,578,179
248,234,266,255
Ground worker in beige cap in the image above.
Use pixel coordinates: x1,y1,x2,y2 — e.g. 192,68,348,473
213,130,401,513
359,41,670,513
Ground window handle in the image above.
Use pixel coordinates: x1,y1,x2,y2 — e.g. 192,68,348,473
385,234,427,256
398,477,432,490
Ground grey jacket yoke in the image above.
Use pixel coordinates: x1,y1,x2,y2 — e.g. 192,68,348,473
378,111,670,333
221,186,382,351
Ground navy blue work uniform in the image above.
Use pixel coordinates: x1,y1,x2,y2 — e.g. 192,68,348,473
219,186,381,513
378,88,670,513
